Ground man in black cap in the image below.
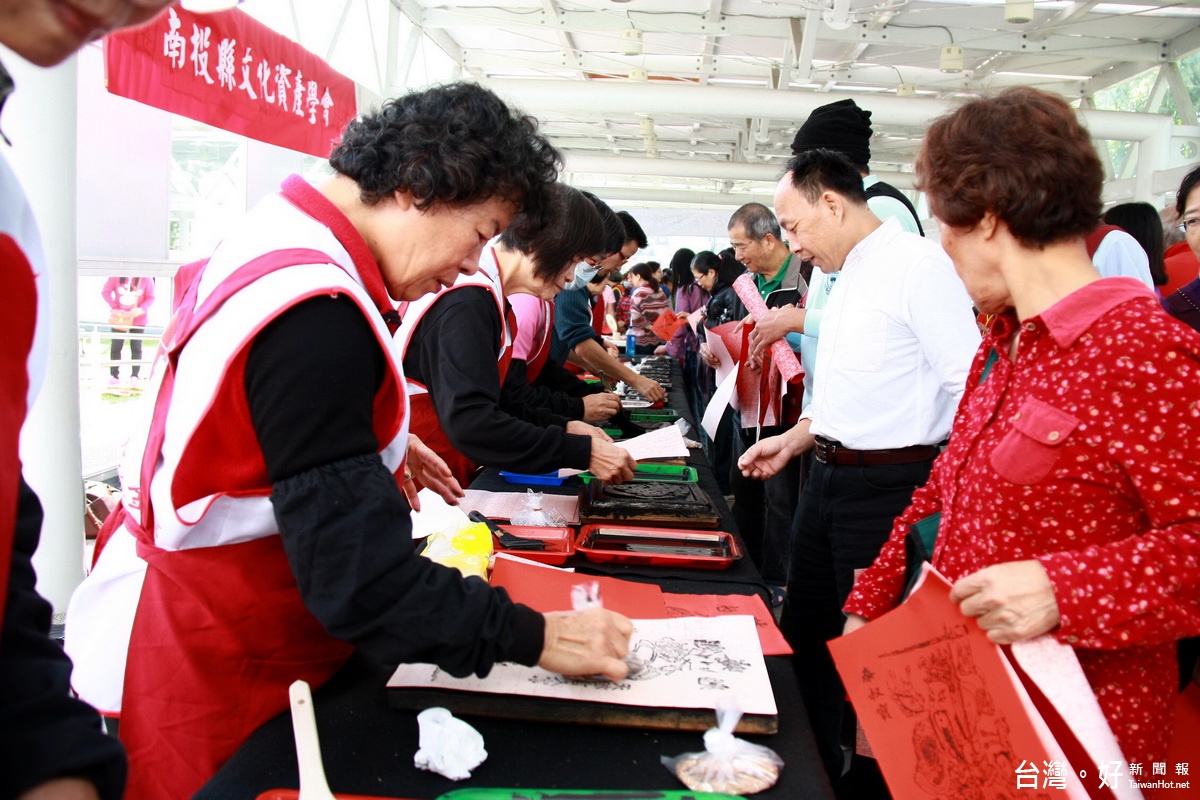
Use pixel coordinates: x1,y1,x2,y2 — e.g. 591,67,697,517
792,98,923,236
748,98,926,373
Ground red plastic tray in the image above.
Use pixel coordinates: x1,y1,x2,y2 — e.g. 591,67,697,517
491,525,575,565
576,525,741,569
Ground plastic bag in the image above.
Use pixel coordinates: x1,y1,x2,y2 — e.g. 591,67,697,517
420,521,493,579
662,703,784,794
510,489,566,527
414,707,487,780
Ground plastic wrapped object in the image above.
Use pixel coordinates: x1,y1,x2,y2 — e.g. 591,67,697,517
662,704,784,794
414,707,487,780
420,521,493,579
510,489,567,527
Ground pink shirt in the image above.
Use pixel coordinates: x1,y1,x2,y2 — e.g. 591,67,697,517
845,277,1200,766
508,292,545,361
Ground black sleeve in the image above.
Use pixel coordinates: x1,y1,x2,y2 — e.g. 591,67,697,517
404,289,592,473
0,478,126,800
245,296,544,674
503,359,584,419
244,295,384,482
533,359,605,400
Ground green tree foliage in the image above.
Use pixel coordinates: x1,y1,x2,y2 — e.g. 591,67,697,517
1092,51,1200,176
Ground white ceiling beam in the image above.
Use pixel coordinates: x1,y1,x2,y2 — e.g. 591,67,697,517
1027,1,1101,43
1144,63,1170,114
540,0,585,79
393,17,424,93
486,78,1176,142
463,50,988,93
421,8,751,36
1163,61,1199,126
570,186,775,209
543,129,742,146
420,9,1171,64
1169,27,1200,62
287,0,302,43
566,156,915,189
383,0,402,94
394,0,463,65
565,155,781,182
1085,61,1158,96
362,0,385,94
553,140,738,159
697,0,724,85
325,0,354,63
794,13,818,83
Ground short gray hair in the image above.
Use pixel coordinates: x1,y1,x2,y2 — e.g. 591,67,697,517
728,203,781,242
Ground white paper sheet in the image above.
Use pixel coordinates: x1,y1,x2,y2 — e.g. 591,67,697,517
409,488,471,541
459,489,580,525
701,363,739,439
491,551,575,572
617,425,690,461
1010,637,1143,800
704,329,737,385
558,426,691,478
388,615,777,717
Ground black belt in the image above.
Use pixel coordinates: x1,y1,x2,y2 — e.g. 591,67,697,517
813,436,940,467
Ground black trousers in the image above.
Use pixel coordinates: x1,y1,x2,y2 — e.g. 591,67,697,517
109,326,144,378
780,455,934,793
730,422,802,586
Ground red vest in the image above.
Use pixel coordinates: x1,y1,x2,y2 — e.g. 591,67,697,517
398,247,513,487
121,244,406,800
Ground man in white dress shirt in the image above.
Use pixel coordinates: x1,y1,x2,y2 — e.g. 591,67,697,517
738,148,980,797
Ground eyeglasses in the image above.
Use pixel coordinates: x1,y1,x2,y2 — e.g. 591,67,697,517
1179,218,1200,234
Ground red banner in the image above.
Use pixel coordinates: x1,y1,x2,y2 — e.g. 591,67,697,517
104,7,357,158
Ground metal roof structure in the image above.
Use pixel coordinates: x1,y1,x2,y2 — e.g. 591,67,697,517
246,0,1200,207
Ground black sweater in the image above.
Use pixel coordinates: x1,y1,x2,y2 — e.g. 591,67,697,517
401,287,592,473
244,296,544,677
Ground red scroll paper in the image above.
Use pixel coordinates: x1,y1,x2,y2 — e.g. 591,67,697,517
829,569,1107,800
105,7,357,158
731,273,802,383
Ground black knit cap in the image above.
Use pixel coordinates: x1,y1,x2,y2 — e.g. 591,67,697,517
790,98,872,166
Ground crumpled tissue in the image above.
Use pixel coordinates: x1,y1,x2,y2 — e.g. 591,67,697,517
413,707,487,780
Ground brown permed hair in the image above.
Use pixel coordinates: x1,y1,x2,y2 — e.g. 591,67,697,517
915,87,1103,249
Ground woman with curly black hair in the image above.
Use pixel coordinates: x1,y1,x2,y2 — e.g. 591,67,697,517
67,82,633,800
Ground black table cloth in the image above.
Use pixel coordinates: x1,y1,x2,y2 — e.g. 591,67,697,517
198,359,832,800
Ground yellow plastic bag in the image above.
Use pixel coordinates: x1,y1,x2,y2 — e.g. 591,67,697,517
420,521,494,580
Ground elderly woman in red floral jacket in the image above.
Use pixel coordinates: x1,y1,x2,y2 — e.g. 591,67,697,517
843,86,1200,773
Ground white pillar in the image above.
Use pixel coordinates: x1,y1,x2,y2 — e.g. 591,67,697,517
2,46,85,623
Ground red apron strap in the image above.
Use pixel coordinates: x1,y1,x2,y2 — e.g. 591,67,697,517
1086,224,1121,259
0,234,38,625
408,392,478,488
126,248,342,546
590,292,606,335
122,535,353,800
525,301,554,382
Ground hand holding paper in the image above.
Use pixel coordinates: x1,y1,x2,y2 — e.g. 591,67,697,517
748,305,805,359
587,439,637,483
538,607,634,681
950,560,1061,644
650,308,688,342
732,273,802,382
